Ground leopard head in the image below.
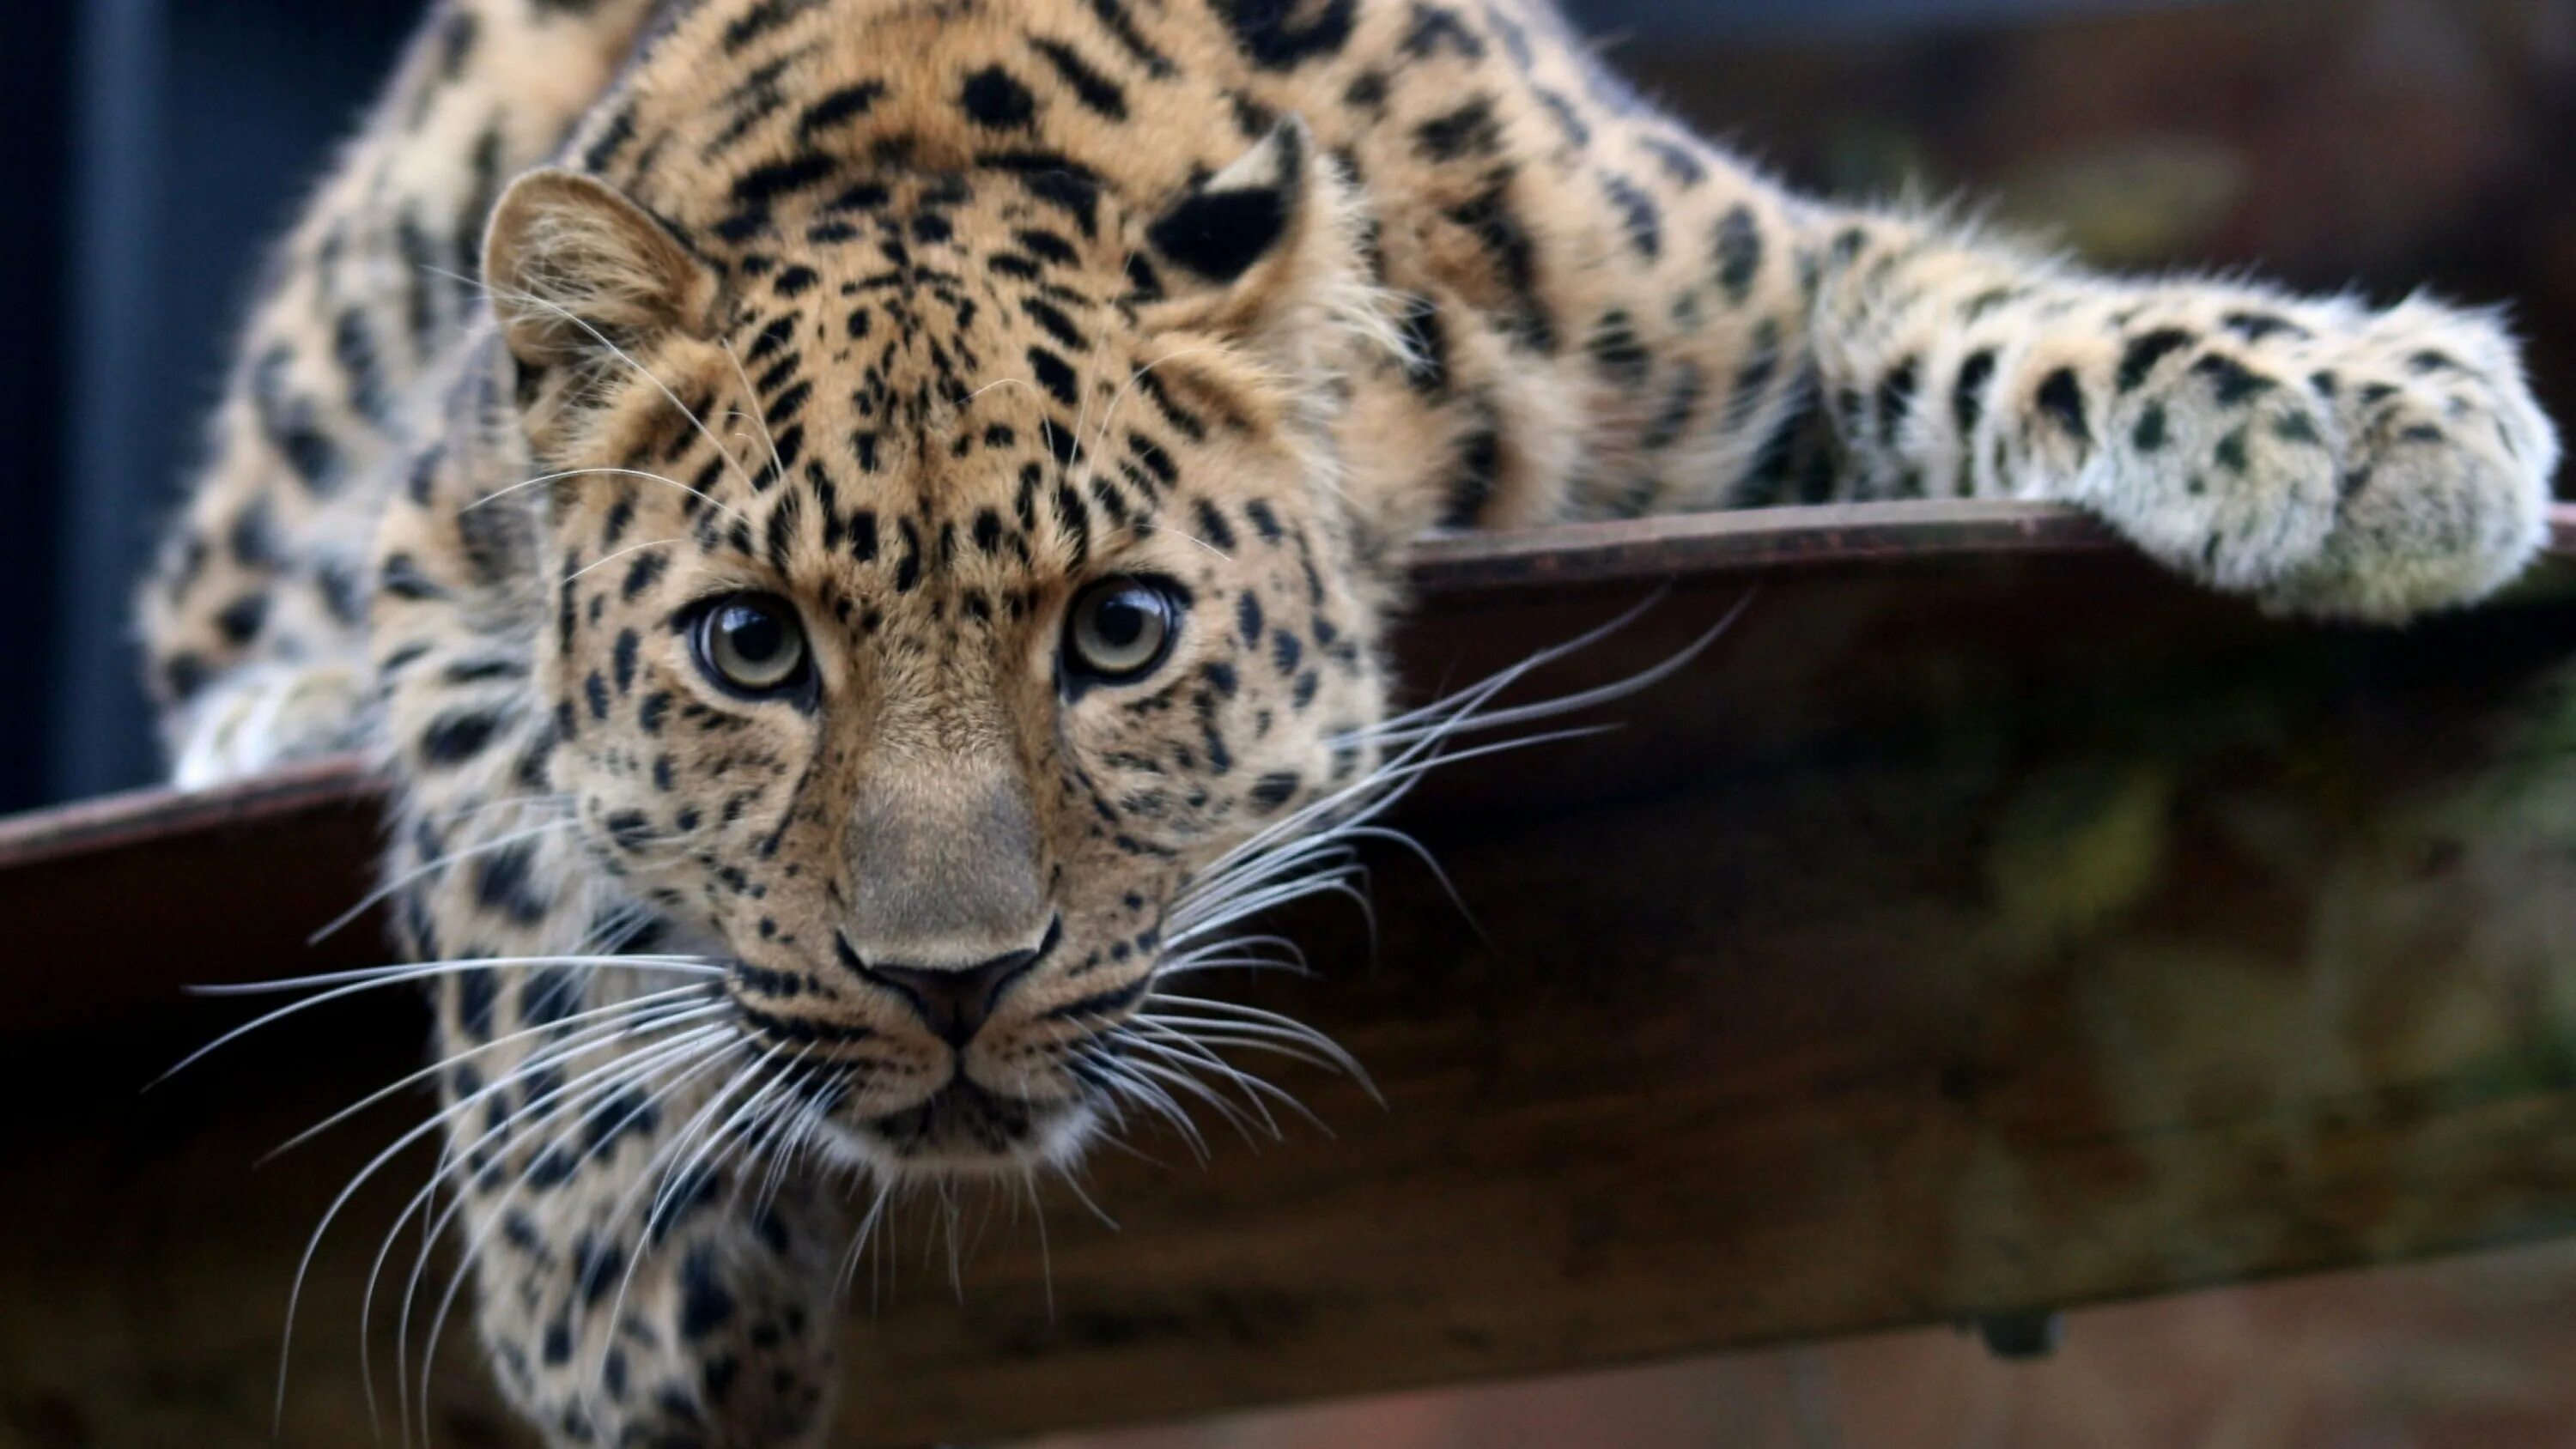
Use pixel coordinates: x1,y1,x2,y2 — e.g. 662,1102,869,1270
480,118,1398,1174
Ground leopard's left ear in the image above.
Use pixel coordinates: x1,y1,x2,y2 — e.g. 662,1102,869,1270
1136,117,1386,368
484,168,717,375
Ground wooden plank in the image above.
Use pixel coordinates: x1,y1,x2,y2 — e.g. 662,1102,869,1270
0,757,382,1029
4,500,2576,1446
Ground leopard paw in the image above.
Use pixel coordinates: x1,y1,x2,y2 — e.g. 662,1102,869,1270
2071,297,2556,621
168,660,372,790
2263,306,2560,621
2075,347,2348,598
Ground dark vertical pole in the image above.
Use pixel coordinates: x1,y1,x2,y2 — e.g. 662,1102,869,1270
56,0,168,800
0,3,74,813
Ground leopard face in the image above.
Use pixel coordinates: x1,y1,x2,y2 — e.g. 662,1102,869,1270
483,122,1394,1175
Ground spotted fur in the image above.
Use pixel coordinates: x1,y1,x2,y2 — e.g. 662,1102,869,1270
138,1,2560,1443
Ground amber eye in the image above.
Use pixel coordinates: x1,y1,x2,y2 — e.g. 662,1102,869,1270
692,594,811,697
1065,577,1182,688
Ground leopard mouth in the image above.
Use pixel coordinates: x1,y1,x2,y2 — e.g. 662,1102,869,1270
811,1073,1096,1176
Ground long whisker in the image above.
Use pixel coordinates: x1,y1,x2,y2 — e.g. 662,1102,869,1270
574,1045,764,1421
1117,1029,1283,1138
1139,521,1233,562
1072,1048,1209,1164
1348,587,1755,748
1182,593,1749,922
1170,863,1366,935
189,954,724,999
1166,933,1310,971
374,1025,727,1436
835,1180,896,1300
1140,994,1376,1094
410,1034,741,1445
307,816,580,947
156,955,721,1088
1086,344,1222,466
540,1046,788,1438
1019,1168,1055,1320
728,1044,818,1218
269,985,721,1161
271,1020,719,1428
1168,724,1623,955
717,338,788,484
1119,1029,1327,1137
1152,954,1312,979
423,792,577,828
1170,873,1376,951
428,265,759,517
1132,1018,1345,1079
1116,1055,1267,1144
754,1068,837,1216
459,465,726,518
1110,612,1750,1159
567,536,689,580
1050,1162,1121,1234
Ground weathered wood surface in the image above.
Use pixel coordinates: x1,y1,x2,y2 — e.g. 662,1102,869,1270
3,500,2575,1447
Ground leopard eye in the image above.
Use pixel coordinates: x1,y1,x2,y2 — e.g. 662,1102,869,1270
1065,577,1182,688
692,593,811,697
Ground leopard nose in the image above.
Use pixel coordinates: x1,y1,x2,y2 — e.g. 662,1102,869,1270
857,921,1057,1047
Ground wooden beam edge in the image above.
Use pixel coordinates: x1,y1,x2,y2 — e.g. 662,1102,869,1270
3,500,2568,874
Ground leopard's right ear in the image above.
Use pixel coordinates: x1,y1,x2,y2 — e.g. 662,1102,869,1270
483,168,715,375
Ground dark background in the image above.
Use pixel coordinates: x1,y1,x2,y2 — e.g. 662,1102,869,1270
2,0,2568,815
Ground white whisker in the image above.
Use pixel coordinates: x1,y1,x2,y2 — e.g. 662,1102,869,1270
158,955,721,1088
375,1025,728,1436
1051,1163,1121,1234
835,1180,896,1300
271,1020,721,1428
573,1044,766,1422
717,339,789,484
1116,1030,1283,1137
459,465,726,519
1117,1055,1268,1144
567,536,688,579
1019,1168,1056,1320
270,985,722,1161
1077,1050,1209,1164
308,817,580,947
1132,1020,1344,1080
412,1033,741,1445
428,265,759,518
1121,1029,1330,1137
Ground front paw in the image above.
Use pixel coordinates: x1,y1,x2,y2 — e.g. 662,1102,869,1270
2263,311,2559,621
168,660,371,790
2079,300,2557,622
2076,347,2348,598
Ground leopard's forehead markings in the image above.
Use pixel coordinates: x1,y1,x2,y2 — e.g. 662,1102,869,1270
599,174,1239,636
556,2,1289,609
572,0,1279,250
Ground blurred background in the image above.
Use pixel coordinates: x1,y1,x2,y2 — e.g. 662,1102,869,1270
2,4,2574,1448
2,0,2573,815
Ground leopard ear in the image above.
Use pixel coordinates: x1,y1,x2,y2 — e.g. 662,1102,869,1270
1138,117,1377,361
483,168,715,374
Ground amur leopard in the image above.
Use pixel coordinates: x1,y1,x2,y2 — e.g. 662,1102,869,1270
138,0,2560,1443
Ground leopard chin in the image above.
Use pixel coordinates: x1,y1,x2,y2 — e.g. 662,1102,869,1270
810,1078,1100,1180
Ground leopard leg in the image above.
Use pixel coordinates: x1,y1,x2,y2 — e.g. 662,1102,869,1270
440,1021,849,1449
420,948,849,1449
139,0,658,783
1798,211,2559,621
